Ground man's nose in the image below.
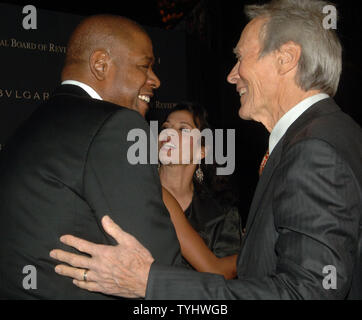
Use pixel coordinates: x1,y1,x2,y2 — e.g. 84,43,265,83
149,68,161,90
227,62,240,84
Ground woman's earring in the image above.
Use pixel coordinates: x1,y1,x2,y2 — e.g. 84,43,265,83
195,164,204,183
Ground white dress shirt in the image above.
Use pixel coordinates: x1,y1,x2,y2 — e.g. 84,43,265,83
269,93,329,154
61,80,103,100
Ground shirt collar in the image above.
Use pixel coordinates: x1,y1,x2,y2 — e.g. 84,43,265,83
269,93,329,154
61,80,103,100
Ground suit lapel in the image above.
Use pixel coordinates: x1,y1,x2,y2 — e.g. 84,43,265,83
242,138,284,241
242,98,340,242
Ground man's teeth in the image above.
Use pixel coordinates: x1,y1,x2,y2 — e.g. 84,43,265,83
138,95,150,103
239,88,247,96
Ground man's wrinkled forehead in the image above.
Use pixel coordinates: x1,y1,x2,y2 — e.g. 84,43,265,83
233,17,266,56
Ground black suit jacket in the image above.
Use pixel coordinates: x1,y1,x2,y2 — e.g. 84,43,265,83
0,85,181,299
146,98,362,300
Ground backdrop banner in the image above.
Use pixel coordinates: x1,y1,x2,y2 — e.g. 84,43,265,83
0,3,188,147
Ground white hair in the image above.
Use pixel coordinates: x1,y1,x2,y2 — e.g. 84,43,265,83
245,0,342,97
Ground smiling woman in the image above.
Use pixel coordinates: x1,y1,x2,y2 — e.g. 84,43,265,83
158,102,242,279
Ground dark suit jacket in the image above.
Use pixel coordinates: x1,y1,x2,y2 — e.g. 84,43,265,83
146,98,362,300
0,84,181,299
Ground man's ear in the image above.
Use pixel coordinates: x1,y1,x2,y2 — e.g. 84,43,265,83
276,41,301,75
89,49,110,81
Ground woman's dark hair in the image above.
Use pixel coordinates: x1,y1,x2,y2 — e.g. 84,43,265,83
162,102,239,208
169,102,210,132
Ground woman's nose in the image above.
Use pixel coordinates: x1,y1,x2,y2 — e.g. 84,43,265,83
159,129,176,142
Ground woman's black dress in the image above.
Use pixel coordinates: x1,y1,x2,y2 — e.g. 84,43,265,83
181,187,242,269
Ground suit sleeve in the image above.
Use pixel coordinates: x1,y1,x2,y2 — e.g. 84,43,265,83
145,139,361,299
83,108,180,265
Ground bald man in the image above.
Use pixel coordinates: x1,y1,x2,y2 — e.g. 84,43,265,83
0,15,181,299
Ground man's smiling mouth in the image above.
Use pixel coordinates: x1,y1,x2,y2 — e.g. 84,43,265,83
239,88,247,97
138,95,150,103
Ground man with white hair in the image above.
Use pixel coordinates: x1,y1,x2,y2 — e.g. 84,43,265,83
51,0,362,299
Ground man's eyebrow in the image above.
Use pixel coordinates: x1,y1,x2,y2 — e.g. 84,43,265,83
145,56,154,63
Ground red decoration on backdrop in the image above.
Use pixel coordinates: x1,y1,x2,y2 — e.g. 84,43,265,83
157,0,199,29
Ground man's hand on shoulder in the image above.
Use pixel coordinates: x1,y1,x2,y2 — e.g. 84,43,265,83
50,215,154,298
